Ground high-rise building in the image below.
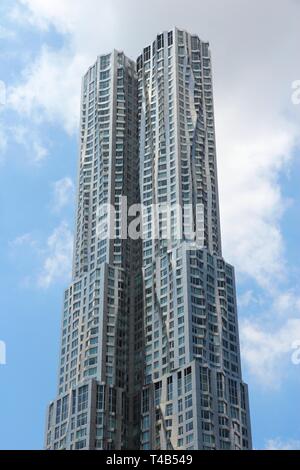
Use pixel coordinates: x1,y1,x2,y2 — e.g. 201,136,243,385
45,28,252,451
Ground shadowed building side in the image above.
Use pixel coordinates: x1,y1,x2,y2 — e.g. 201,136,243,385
45,51,143,450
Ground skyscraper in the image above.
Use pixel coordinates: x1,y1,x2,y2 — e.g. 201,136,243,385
45,28,252,451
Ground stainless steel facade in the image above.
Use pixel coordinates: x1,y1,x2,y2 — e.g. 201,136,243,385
46,28,252,451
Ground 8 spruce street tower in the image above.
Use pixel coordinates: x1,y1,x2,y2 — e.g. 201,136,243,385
45,28,252,451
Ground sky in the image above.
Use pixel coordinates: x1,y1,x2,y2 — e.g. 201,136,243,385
0,0,300,450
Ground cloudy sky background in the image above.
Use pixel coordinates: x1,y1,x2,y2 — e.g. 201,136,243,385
0,0,300,449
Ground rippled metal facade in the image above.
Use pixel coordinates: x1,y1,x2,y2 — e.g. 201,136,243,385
45,29,251,451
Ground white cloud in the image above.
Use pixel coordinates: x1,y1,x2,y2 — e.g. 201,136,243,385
238,290,257,308
274,291,300,316
218,120,296,290
0,80,6,106
10,233,37,248
11,125,48,164
0,124,7,158
10,0,87,33
239,287,300,387
51,177,74,212
241,315,300,388
13,0,117,38
0,25,16,40
8,46,86,133
37,221,73,288
266,438,300,450
0,123,48,165
33,140,48,162
11,223,73,289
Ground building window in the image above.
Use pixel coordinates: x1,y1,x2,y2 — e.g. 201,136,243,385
168,31,173,46
157,34,164,50
77,385,88,412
